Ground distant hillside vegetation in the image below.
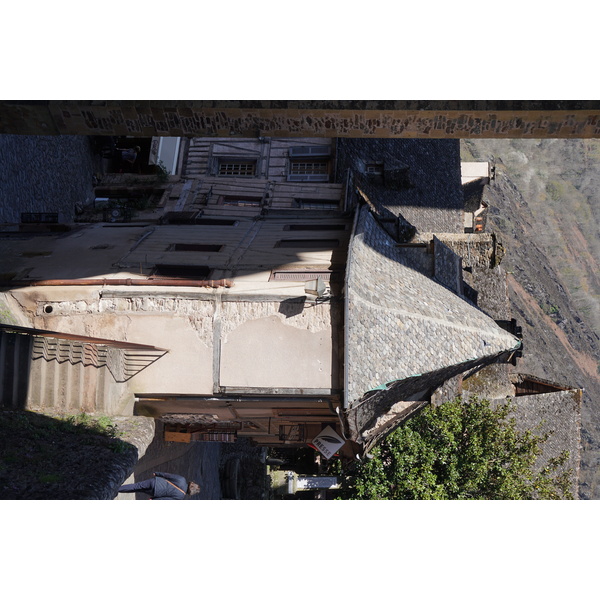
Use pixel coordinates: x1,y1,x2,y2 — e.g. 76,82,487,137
461,139,600,499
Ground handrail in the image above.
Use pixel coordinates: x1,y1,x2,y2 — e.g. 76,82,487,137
0,324,168,352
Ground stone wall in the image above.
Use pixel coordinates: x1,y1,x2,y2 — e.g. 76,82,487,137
4,101,600,138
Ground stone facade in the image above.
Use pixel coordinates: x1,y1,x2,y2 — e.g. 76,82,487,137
4,101,600,138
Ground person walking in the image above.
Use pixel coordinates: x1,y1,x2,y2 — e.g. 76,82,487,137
115,145,141,165
118,472,200,500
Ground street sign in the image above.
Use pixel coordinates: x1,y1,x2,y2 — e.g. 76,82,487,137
311,426,345,459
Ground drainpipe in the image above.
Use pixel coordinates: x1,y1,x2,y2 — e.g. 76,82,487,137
2,278,234,288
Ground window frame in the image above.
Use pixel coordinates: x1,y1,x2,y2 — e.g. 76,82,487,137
215,157,258,178
287,145,331,182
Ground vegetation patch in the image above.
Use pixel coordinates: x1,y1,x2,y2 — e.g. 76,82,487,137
328,397,573,500
0,298,18,324
0,409,135,499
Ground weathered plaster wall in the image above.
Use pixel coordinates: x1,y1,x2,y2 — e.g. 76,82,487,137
16,290,339,395
220,300,339,390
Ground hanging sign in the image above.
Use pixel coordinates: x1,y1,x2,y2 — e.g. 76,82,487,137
311,426,345,459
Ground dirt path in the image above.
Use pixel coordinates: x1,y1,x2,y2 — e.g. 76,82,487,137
509,274,600,381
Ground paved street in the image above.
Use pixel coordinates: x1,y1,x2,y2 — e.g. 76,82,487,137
0,134,227,500
115,421,223,500
1,134,271,501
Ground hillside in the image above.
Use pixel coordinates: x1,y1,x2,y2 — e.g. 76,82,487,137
461,139,600,499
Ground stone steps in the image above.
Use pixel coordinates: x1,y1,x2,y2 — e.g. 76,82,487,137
1,330,131,415
0,331,32,409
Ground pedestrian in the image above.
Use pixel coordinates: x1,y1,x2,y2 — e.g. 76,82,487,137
118,472,201,500
115,145,141,166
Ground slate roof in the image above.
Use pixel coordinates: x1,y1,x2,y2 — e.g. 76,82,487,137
491,389,582,498
335,138,465,234
345,207,521,402
342,206,521,447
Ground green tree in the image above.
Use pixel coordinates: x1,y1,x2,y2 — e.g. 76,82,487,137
337,397,573,500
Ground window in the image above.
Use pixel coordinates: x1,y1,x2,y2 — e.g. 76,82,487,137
288,146,331,182
217,159,257,177
168,244,223,252
195,218,238,226
222,196,262,207
160,213,239,226
288,159,330,182
152,265,212,278
275,239,340,249
160,211,200,224
294,199,339,210
284,224,346,231
279,424,305,442
365,162,384,175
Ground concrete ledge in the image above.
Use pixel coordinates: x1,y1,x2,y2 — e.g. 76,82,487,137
90,416,156,500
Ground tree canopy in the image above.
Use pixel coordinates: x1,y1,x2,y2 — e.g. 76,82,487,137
337,397,573,500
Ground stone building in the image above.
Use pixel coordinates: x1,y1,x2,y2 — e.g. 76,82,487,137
0,135,581,486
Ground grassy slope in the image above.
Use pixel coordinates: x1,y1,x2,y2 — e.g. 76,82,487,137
461,139,600,498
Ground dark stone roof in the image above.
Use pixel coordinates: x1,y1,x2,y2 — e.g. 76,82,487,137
490,389,582,498
335,138,465,234
343,207,521,447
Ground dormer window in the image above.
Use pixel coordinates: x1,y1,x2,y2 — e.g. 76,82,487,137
365,162,384,176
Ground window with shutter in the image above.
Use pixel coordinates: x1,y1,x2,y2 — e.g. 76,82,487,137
287,158,330,182
269,270,340,282
275,239,340,249
288,145,331,158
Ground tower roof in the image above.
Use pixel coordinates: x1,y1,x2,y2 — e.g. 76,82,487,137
343,207,521,447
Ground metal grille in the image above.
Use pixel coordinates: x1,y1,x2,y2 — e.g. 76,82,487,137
218,161,256,177
222,196,262,206
290,160,329,176
294,199,339,210
270,270,333,281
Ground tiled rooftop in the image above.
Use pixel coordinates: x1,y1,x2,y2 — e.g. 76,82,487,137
345,207,521,407
335,138,465,234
